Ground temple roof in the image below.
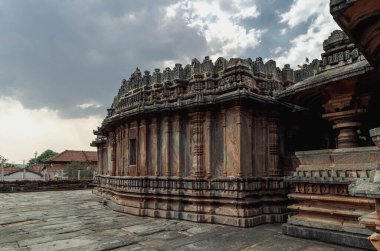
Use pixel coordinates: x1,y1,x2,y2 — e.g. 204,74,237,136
275,59,372,102
275,30,374,105
94,30,376,135
94,56,302,134
45,150,97,163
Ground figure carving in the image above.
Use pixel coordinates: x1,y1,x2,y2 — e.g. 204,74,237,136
190,58,201,77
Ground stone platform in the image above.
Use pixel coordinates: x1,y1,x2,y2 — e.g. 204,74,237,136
0,190,362,251
94,176,289,228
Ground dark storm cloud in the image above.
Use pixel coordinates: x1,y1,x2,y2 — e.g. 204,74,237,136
0,0,208,118
0,0,312,118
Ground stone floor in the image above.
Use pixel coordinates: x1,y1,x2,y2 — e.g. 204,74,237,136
0,190,362,251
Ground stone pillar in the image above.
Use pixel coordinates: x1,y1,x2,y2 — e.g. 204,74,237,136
204,111,212,178
322,109,365,148
268,116,280,176
191,111,205,177
139,119,147,176
162,115,171,176
322,87,370,148
150,117,159,176
172,114,181,176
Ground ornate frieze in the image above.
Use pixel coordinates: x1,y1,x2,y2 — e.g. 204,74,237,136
94,176,290,227
99,56,313,125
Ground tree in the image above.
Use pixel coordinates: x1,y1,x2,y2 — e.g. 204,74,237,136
28,149,58,166
0,155,6,166
64,161,95,179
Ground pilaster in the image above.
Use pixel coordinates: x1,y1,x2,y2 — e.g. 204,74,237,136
139,119,147,176
124,122,129,175
240,107,252,177
190,111,205,177
149,117,159,176
162,115,171,176
110,132,116,176
222,108,227,177
172,114,181,176
268,115,280,176
204,111,212,178
149,117,160,176
116,126,124,176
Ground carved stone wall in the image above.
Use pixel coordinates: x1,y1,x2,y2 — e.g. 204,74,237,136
96,105,286,180
93,101,291,227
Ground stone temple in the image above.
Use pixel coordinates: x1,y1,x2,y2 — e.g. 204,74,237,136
92,1,380,250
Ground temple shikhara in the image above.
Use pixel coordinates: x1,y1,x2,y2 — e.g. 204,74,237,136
92,0,380,250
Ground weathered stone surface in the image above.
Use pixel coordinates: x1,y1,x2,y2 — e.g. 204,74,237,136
283,224,374,250
0,190,359,251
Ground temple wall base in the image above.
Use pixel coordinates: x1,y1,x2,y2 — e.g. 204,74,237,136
93,176,290,227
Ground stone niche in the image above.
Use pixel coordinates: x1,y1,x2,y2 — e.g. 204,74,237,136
92,57,296,227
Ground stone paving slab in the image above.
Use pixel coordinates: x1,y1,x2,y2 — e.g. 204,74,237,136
0,190,363,251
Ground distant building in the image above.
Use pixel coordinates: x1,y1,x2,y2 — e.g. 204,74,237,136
43,150,97,179
1,167,43,181
27,164,45,174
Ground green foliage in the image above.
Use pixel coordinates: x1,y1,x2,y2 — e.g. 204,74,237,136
4,163,16,167
28,149,58,166
64,161,95,179
0,155,6,165
0,155,15,167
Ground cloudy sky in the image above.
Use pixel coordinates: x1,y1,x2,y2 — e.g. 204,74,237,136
0,0,339,163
